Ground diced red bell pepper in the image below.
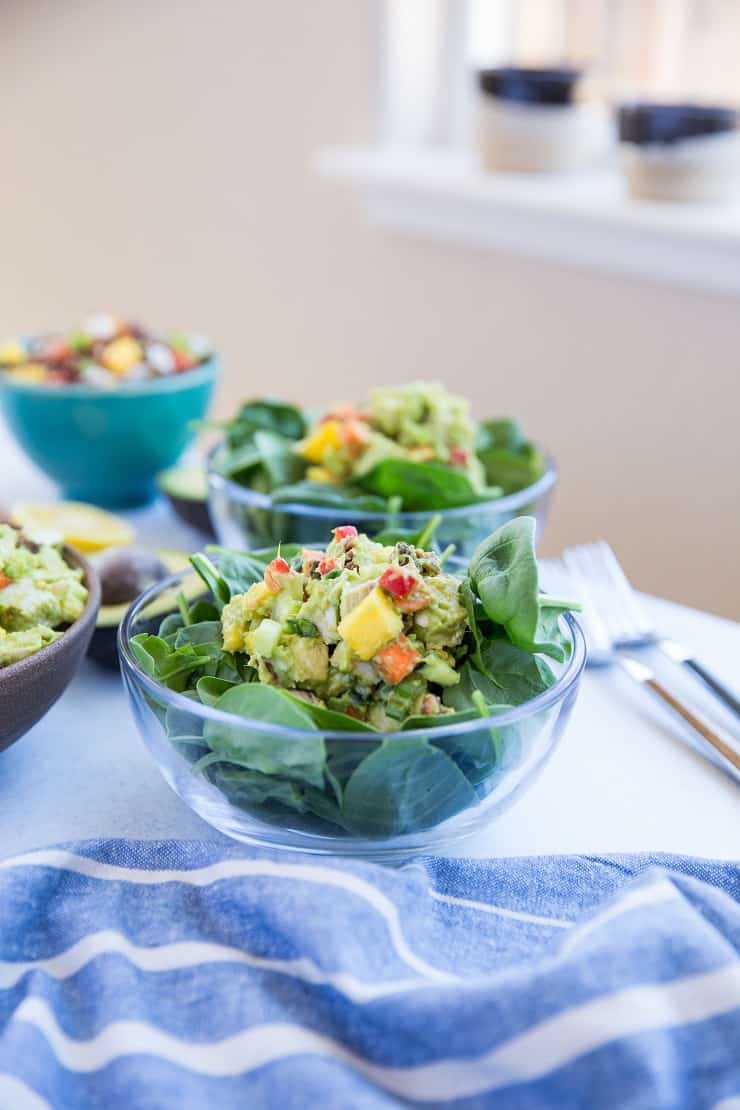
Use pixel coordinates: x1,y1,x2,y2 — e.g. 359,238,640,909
319,557,337,575
333,525,358,542
379,566,417,599
449,447,469,466
264,557,291,592
339,419,369,454
375,635,421,685
43,339,71,363
0,573,10,590
173,349,196,372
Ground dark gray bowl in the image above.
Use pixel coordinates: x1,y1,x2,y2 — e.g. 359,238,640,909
0,545,101,752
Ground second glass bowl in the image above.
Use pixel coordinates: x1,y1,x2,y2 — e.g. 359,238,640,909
207,450,558,556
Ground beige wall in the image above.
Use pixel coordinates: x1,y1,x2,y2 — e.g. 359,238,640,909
2,0,738,617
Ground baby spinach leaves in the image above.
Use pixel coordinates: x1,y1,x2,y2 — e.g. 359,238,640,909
468,517,575,662
357,460,500,512
341,739,477,836
214,397,546,527
477,419,546,495
131,516,577,839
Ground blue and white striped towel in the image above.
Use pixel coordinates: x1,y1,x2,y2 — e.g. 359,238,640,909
0,841,738,1109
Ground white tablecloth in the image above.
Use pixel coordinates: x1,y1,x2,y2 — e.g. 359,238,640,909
2,427,739,861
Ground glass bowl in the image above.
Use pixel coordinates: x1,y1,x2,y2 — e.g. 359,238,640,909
118,568,585,861
207,447,558,557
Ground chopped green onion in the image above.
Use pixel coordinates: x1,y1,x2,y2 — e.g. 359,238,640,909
385,676,424,721
287,618,319,637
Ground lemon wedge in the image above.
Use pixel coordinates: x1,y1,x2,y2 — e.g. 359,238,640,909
10,502,135,553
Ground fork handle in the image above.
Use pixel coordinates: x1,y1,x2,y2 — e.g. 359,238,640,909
681,658,740,720
644,676,740,774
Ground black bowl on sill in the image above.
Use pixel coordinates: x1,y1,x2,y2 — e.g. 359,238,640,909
477,66,584,107
618,102,740,146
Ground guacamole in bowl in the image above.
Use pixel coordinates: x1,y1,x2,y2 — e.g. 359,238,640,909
0,524,89,668
120,518,584,858
207,382,556,557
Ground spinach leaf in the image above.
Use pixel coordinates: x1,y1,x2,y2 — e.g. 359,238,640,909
477,418,526,453
357,459,498,511
204,683,326,786
215,442,264,481
476,420,546,494
342,739,477,836
196,675,239,706
468,517,540,645
130,634,207,692
175,621,222,648
190,554,230,611
232,399,306,441
478,443,545,495
207,766,311,813
269,481,388,513
252,429,305,488
282,693,378,733
187,600,221,624
158,612,185,639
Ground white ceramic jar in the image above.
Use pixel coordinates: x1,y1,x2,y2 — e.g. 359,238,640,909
477,67,611,174
618,103,740,202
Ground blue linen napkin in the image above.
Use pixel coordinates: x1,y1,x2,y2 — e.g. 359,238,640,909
0,841,738,1109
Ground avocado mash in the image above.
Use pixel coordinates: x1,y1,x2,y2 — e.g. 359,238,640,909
0,525,88,667
296,382,486,491
220,524,468,729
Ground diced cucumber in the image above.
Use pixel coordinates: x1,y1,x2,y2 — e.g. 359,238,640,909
272,592,301,623
251,619,282,657
421,653,461,687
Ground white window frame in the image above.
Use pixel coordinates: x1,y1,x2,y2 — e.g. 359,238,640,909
317,0,740,296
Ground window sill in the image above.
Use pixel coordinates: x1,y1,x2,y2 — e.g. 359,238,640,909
316,146,740,295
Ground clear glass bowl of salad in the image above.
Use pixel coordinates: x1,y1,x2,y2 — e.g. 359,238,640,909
206,384,557,558
118,519,585,860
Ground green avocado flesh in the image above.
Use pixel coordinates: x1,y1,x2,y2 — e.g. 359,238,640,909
157,465,208,503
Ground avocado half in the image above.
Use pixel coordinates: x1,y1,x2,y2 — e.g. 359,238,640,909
88,548,204,669
157,465,215,537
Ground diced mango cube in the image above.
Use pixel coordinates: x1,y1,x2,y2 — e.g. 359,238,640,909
101,336,143,375
296,420,342,464
338,586,402,661
244,581,273,610
306,465,337,483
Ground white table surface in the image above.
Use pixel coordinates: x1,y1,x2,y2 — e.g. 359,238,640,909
2,427,739,862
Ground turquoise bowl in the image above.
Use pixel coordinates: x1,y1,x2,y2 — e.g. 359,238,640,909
0,358,220,507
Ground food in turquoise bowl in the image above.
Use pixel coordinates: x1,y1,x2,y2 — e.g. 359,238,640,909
207,383,557,558
119,516,584,860
0,314,219,507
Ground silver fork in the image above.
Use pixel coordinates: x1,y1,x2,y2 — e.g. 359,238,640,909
564,542,740,719
542,545,740,780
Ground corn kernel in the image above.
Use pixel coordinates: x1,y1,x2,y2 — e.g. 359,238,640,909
101,336,143,375
8,363,48,383
0,341,27,366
